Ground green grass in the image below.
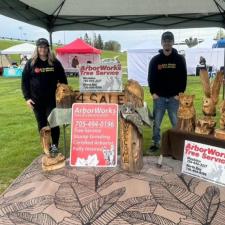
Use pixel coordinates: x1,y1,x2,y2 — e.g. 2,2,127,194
0,75,223,194
0,39,127,68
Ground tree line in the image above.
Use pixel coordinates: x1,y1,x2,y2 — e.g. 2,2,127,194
81,33,121,52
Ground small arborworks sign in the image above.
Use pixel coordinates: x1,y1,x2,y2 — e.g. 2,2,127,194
79,63,122,92
182,140,225,186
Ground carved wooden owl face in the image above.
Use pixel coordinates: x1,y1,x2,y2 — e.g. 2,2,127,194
179,94,194,108
120,103,135,115
202,97,216,116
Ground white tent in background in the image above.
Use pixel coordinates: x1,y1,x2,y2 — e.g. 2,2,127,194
191,39,217,49
185,39,223,75
0,43,36,56
128,41,188,86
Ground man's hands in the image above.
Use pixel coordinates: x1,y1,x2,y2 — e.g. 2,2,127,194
152,94,179,100
152,93,159,100
26,99,35,109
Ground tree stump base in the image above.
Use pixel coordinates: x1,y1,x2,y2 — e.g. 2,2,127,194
214,129,225,140
42,153,65,171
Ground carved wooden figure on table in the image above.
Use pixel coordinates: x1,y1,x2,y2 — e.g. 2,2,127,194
56,83,74,108
215,100,225,140
195,69,223,135
176,93,196,132
120,79,144,173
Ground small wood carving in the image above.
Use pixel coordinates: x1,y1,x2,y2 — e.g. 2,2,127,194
40,126,65,171
195,116,216,135
200,70,223,116
219,100,225,130
215,100,225,140
40,126,51,156
120,79,144,173
56,83,74,108
176,93,196,132
195,70,223,135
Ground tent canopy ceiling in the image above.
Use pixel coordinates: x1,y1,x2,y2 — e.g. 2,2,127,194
0,0,224,32
56,38,102,54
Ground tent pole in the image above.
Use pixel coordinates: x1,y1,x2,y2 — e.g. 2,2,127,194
49,32,53,50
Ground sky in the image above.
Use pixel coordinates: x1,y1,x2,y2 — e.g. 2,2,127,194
0,15,223,51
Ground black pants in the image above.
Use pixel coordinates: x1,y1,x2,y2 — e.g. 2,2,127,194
33,102,59,146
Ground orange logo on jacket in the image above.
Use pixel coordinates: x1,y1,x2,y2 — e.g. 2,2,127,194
158,63,176,70
35,68,41,73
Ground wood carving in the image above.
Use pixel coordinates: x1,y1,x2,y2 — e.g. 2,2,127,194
56,83,74,108
219,100,225,130
215,100,225,140
120,79,144,173
195,116,216,135
200,70,223,116
195,70,223,135
40,126,65,171
176,93,196,132
40,126,51,156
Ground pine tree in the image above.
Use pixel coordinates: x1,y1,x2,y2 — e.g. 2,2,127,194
93,32,98,48
97,34,104,49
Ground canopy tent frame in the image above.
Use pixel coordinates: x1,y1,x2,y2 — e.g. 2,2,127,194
1,0,225,32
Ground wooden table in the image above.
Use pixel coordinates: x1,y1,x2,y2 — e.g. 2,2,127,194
160,128,225,160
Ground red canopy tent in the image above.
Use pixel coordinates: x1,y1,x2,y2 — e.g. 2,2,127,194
56,39,102,71
56,38,102,54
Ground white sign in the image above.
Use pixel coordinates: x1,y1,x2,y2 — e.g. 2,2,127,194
79,63,122,92
182,140,225,186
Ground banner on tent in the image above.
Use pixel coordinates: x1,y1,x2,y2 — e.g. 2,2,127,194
182,140,225,186
79,63,122,92
70,103,118,167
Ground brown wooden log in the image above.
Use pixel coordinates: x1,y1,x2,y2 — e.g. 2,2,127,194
120,80,144,172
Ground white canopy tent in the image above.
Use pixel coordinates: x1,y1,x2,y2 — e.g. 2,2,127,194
0,43,36,56
185,48,224,75
127,41,188,86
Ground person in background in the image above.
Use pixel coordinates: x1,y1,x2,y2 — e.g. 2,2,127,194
20,55,28,69
72,55,79,68
199,56,206,69
148,31,187,152
21,38,68,155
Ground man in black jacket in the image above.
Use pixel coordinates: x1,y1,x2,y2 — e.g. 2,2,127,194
148,31,187,152
21,38,68,155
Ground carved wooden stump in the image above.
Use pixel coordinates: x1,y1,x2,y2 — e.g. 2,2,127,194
40,126,66,171
195,116,216,135
120,80,144,173
40,126,51,156
42,153,65,171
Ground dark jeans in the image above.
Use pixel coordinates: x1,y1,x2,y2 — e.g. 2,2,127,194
152,97,179,145
33,102,59,146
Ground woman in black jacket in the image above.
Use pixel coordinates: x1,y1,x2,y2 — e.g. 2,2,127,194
21,38,68,155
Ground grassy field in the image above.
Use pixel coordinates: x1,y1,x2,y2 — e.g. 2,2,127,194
0,75,223,194
0,39,127,68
